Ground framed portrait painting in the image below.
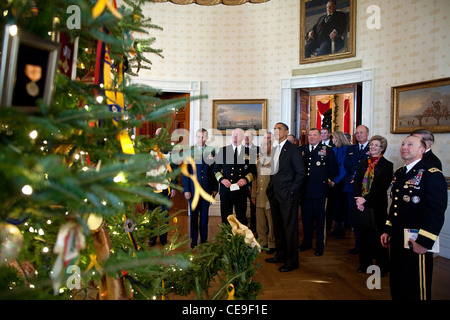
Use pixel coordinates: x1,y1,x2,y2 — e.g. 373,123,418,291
0,24,60,113
212,99,267,135
300,0,356,64
390,77,450,134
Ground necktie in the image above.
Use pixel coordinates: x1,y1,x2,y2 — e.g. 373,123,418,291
234,147,238,164
398,166,407,180
325,15,331,23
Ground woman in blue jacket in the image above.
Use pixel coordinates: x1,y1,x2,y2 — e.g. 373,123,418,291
327,131,351,238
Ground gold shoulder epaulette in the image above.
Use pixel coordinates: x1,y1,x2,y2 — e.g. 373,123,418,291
428,167,442,173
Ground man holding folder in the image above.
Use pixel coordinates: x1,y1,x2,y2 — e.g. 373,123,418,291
381,135,447,300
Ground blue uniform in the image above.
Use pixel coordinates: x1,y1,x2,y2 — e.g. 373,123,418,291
299,143,338,253
182,145,218,245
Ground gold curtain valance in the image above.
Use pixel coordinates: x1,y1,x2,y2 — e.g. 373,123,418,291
154,0,270,5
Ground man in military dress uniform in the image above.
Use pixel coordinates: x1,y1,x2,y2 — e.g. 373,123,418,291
213,128,256,225
381,135,447,300
299,128,338,256
183,128,218,248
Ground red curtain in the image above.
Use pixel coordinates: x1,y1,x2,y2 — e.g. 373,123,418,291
317,100,331,129
344,99,350,133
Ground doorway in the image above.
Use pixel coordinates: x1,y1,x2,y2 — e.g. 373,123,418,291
280,68,373,143
294,83,362,145
135,92,190,140
134,91,191,215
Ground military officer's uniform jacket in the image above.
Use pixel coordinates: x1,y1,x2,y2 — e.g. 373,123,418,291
182,145,218,199
385,160,447,250
213,145,257,198
299,143,338,199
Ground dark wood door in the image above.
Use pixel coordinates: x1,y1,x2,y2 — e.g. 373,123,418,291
297,89,310,146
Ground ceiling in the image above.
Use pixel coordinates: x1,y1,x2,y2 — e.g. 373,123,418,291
154,0,269,5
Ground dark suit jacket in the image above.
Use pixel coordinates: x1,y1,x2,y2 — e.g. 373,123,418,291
422,149,442,171
353,156,393,229
266,141,305,204
299,143,338,199
182,145,218,203
343,143,370,193
213,145,256,198
310,10,347,42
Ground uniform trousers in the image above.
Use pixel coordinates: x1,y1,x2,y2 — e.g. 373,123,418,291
389,246,434,300
189,197,210,245
145,188,170,245
220,193,247,226
301,197,326,251
255,207,275,249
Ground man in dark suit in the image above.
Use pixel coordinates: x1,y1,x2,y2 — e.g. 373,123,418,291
244,130,260,234
305,0,348,57
213,128,256,225
343,124,370,254
381,135,447,300
265,122,305,272
411,129,442,170
183,128,218,248
299,128,338,256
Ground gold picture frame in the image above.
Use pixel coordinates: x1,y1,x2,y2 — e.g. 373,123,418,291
390,77,450,134
212,99,267,135
300,0,356,65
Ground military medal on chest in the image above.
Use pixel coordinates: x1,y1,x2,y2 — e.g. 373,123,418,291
404,169,424,189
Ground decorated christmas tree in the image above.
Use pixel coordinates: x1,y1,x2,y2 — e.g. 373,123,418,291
0,0,262,300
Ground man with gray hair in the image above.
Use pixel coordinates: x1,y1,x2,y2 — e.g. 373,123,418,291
214,128,256,225
410,129,442,170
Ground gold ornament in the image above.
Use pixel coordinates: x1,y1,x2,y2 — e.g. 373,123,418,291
0,223,24,265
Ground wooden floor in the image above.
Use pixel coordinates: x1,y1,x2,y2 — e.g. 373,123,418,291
163,206,450,300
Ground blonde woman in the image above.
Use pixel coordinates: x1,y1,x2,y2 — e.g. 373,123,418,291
327,131,351,238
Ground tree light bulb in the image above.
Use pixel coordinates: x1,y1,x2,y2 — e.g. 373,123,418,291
22,185,33,195
29,130,38,139
9,24,18,36
113,172,126,183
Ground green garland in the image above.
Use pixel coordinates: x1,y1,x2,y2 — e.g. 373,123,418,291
165,223,262,300
332,94,340,131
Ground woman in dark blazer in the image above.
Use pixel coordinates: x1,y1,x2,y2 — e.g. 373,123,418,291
353,135,393,275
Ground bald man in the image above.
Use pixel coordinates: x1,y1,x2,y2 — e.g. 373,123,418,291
381,135,447,300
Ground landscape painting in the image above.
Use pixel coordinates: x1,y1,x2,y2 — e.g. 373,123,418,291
391,78,450,133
